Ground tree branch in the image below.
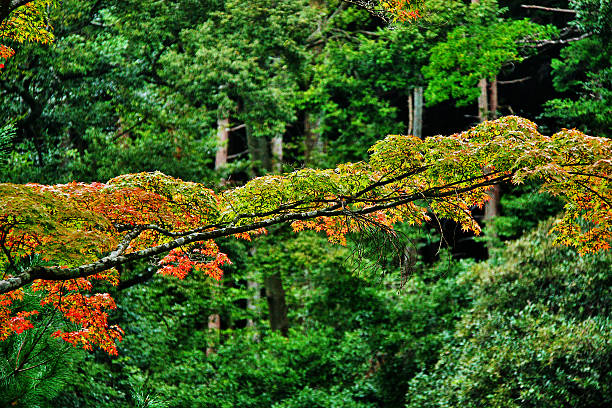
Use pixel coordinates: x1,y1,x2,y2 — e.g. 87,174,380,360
498,77,531,85
0,168,515,295
521,32,592,47
520,5,576,13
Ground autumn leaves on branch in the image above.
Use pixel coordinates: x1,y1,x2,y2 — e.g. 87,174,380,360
0,116,611,353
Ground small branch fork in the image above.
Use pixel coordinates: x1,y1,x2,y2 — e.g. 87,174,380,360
0,168,516,295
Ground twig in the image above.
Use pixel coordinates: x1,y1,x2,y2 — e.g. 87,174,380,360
498,77,531,85
520,5,576,13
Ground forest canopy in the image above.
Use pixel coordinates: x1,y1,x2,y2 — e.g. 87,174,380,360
0,0,611,407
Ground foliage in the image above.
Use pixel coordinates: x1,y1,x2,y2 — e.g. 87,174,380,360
0,174,227,354
541,7,612,136
158,0,317,141
0,1,611,406
51,230,474,408
0,0,58,62
569,0,612,36
0,0,220,184
0,289,82,408
304,0,465,164
406,221,612,407
0,116,610,355
424,0,556,106
491,182,563,240
380,0,424,22
346,0,424,22
0,121,15,168
304,38,403,163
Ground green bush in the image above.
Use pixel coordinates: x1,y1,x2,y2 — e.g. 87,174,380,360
406,220,612,408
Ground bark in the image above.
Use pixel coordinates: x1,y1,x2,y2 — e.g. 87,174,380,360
215,116,229,171
264,272,289,337
0,168,513,295
483,182,500,222
206,312,221,356
246,278,260,328
407,92,413,135
520,5,576,13
303,112,322,165
488,77,498,120
477,78,489,122
271,135,283,173
472,0,490,123
211,114,227,354
484,77,500,232
413,87,423,139
267,135,288,336
245,125,290,336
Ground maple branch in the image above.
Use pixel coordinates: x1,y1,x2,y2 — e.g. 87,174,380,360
569,179,612,208
342,0,390,22
567,171,612,182
0,170,514,295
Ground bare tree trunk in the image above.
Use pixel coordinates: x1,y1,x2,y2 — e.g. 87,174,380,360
488,77,498,120
264,272,289,337
206,313,221,356
407,92,414,135
304,112,322,165
215,116,229,171
477,78,489,122
413,87,424,139
266,135,290,335
469,0,500,234
483,77,500,230
271,135,283,173
246,278,260,328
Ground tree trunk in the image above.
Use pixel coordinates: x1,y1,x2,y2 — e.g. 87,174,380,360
488,77,498,120
407,92,414,135
483,77,500,231
246,278,260,328
467,0,500,232
477,78,489,122
264,272,289,337
215,116,229,171
304,112,322,165
246,128,290,336
206,313,221,357
413,86,424,139
271,135,283,173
